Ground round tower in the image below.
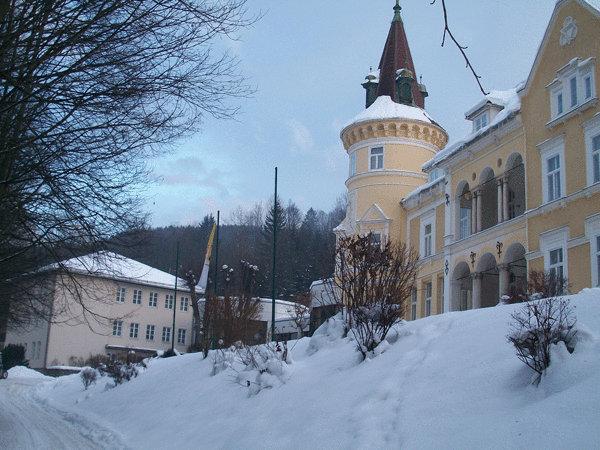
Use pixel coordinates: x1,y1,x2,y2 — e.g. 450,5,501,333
335,1,448,245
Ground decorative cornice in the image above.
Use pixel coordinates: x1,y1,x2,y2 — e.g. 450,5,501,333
341,118,448,150
347,136,439,156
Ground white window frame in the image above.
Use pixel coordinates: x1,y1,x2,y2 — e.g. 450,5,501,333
165,294,174,309
177,328,186,344
146,324,155,341
129,322,139,339
116,287,126,303
162,326,171,342
539,136,565,204
585,215,600,288
349,152,357,177
584,115,600,186
540,227,569,283
425,282,432,317
180,297,189,312
369,147,384,171
133,289,142,305
473,111,489,132
149,292,158,307
112,320,123,337
420,211,436,259
411,289,417,320
549,58,596,121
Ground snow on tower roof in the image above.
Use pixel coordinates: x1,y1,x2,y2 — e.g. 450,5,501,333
423,84,522,171
45,251,187,290
343,95,434,131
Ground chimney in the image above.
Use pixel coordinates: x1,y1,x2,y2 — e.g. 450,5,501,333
362,69,379,108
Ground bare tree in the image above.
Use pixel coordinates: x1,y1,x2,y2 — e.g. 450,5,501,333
0,0,256,328
328,234,419,359
290,292,310,339
200,260,262,356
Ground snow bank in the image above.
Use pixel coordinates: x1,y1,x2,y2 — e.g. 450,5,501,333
8,366,51,379
36,289,600,449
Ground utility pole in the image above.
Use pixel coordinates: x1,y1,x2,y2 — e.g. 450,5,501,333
271,167,278,341
171,241,180,353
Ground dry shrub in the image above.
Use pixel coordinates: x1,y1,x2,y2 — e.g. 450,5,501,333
328,234,418,359
507,297,577,384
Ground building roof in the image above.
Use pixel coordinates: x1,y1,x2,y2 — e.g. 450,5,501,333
376,1,425,108
423,84,522,171
48,251,187,290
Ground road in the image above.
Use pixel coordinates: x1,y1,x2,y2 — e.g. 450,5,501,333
0,375,127,449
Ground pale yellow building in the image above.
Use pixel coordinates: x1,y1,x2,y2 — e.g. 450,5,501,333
4,252,194,368
335,0,600,319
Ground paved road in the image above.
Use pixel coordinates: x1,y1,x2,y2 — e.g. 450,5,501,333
0,376,126,449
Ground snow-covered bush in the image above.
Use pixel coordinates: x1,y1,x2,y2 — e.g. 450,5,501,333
507,297,577,384
80,367,98,390
99,360,140,386
211,346,235,376
307,312,347,355
233,342,289,396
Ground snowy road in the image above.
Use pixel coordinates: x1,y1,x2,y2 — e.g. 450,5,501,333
0,376,126,450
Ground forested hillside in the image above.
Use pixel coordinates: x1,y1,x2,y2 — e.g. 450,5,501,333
116,198,345,300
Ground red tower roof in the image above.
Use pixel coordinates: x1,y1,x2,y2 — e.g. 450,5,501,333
376,1,425,108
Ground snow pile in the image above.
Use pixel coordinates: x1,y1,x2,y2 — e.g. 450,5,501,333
344,95,434,130
7,366,50,379
423,83,523,171
35,289,600,449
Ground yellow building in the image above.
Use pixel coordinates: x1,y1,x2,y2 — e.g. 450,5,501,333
335,0,600,319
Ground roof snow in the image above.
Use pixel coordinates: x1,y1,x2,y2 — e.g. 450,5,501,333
423,83,523,171
47,251,186,290
464,89,516,119
582,0,600,13
343,96,434,130
402,176,445,204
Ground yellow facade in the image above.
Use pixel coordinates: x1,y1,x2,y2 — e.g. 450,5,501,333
336,0,600,319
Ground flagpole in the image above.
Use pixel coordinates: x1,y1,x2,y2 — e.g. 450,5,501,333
271,167,278,342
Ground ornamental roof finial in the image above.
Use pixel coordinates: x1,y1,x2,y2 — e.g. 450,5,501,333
393,0,402,22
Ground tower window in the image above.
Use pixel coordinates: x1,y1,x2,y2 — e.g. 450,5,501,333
369,147,384,170
349,152,357,177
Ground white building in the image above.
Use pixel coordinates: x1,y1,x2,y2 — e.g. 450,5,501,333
4,252,193,368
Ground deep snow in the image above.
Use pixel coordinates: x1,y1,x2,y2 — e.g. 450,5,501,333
22,289,600,449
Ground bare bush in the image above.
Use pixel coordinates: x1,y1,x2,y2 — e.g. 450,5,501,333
80,368,98,390
527,270,569,299
98,360,140,386
201,261,262,355
85,354,112,369
507,297,577,384
328,234,418,359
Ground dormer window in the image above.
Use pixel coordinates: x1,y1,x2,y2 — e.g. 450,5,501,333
548,57,596,121
473,112,489,132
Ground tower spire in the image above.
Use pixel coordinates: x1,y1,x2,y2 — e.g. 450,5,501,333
375,1,426,108
393,0,402,22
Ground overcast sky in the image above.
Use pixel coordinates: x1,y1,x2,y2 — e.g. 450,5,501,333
146,0,556,227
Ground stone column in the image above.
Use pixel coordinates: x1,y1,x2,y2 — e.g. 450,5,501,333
502,177,509,221
472,272,483,309
476,189,482,233
498,263,511,301
471,192,477,235
497,178,504,223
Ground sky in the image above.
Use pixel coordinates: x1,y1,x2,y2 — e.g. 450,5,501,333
146,0,557,227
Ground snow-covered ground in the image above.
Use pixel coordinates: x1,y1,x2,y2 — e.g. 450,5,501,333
4,289,600,449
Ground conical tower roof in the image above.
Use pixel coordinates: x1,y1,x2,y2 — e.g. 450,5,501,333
376,1,425,108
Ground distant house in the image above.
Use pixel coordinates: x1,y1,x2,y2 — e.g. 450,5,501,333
3,252,193,368
309,279,340,335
